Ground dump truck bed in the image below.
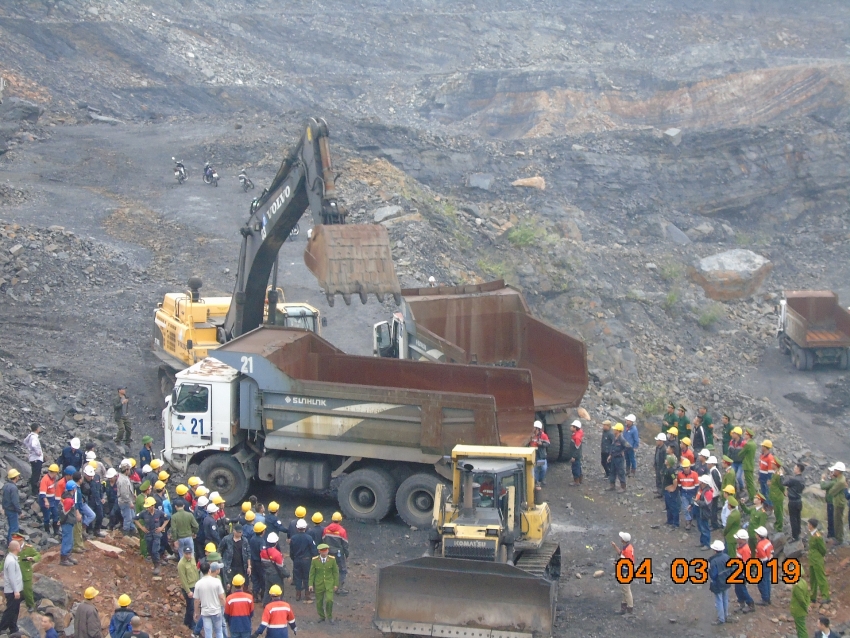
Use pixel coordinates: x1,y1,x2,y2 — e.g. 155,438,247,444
401,280,588,411
784,291,850,348
211,327,536,452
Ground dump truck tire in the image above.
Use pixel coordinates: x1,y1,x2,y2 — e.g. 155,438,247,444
545,423,563,461
338,467,395,521
199,453,249,503
396,474,443,528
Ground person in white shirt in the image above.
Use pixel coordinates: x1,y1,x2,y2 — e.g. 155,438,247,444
0,541,23,633
23,424,44,493
194,562,226,638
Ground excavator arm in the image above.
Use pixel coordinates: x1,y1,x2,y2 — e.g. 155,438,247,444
221,117,400,341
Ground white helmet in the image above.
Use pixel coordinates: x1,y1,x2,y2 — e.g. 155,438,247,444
85,451,97,461
828,461,846,472
105,468,118,479
296,519,307,529
571,420,582,429
533,420,543,429
209,491,221,501
83,466,96,477
267,532,279,544
710,540,726,551
197,496,209,508
655,433,667,441
142,465,152,474
698,475,711,485
70,437,81,449
707,456,718,465
699,449,710,458
618,532,631,542
734,529,749,541
206,503,218,514
625,414,636,422
755,526,768,537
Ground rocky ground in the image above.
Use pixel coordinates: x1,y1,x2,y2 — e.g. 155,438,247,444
2,0,850,636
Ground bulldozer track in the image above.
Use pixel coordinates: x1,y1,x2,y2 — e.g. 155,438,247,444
514,541,561,580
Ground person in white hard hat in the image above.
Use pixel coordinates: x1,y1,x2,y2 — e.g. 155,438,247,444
428,276,437,287
754,526,773,605
622,415,639,477
612,532,634,615
693,475,715,550
732,528,755,614
708,538,731,624
706,456,723,530
653,433,667,498
820,462,847,545
567,420,583,486
694,448,711,476
529,421,550,491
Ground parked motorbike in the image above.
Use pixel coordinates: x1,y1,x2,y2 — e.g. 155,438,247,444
238,170,255,192
173,157,188,184
290,222,300,238
203,162,219,186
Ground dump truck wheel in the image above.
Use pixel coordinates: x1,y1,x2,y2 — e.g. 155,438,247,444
396,474,443,528
778,334,791,355
545,424,563,461
338,467,395,521
199,453,249,503
805,349,815,371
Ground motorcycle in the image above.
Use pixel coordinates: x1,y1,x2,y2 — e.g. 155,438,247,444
238,170,254,192
290,222,300,238
172,157,188,184
203,162,219,187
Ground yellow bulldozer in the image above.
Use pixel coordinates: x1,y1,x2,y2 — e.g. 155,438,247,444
375,445,561,638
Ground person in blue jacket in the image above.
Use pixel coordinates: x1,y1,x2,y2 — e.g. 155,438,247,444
623,415,640,477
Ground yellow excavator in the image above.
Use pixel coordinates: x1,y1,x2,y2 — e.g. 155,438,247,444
375,445,561,638
152,117,401,396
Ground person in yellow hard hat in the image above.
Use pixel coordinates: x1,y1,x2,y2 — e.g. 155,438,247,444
264,501,285,541
758,439,777,507
39,463,62,535
150,458,163,471
188,476,202,488
223,573,254,636
249,522,267,602
242,502,252,513
77,587,102,638
606,423,630,492
3,468,22,542
287,506,307,539
322,513,350,595
308,512,326,545
109,595,135,638
728,426,745,493
666,427,681,459
135,496,166,574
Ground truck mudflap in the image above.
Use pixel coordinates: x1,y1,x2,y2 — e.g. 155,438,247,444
304,224,401,307
374,557,556,638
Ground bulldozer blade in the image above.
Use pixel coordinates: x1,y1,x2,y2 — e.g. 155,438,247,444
374,557,556,638
304,223,401,305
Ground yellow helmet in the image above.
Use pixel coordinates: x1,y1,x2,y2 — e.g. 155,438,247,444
761,439,773,449
268,584,282,597
143,497,156,508
731,427,743,436
205,542,217,553
195,487,209,497
241,502,252,513
245,511,256,522
613,423,624,432
667,427,678,436
84,587,99,599
154,480,165,491
188,476,202,487
158,471,170,481
150,459,163,470
212,496,225,505
253,522,266,534
680,458,691,468
723,485,736,494
176,484,189,496
268,501,280,513
129,459,136,468
87,461,98,469
681,437,691,446
232,574,245,587
332,512,343,522
7,469,20,480
48,464,60,473
118,594,132,607
295,506,307,518
311,512,324,524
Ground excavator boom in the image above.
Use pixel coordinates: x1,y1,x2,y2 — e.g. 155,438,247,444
222,118,400,340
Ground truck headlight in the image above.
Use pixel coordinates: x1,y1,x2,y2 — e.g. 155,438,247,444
485,528,500,537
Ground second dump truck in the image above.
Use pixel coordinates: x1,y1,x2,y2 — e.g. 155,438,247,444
162,325,538,527
778,290,850,370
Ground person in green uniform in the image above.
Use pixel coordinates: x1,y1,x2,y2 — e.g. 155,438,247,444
135,480,152,557
807,518,829,604
12,533,41,612
820,462,847,544
721,456,736,497
309,543,339,623
740,429,757,503
724,497,742,556
663,403,677,431
742,493,768,553
676,405,690,441
721,414,733,457
769,459,786,532
698,406,714,447
790,576,810,638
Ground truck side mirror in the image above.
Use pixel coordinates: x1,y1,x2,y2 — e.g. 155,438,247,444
187,339,193,350
171,388,177,406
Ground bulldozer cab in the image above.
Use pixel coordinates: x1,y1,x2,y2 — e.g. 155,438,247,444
456,459,525,529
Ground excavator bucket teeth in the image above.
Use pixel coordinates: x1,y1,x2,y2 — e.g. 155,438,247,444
304,224,401,305
374,557,556,637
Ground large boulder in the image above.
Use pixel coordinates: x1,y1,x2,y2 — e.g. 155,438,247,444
0,98,43,124
689,249,772,300
32,575,68,606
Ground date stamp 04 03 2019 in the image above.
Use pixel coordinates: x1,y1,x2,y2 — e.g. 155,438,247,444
615,557,802,585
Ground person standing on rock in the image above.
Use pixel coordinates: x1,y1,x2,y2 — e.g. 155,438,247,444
612,532,634,615
708,539,731,625
623,415,639,477
600,420,614,479
76,587,102,638
740,429,758,503
677,459,698,531
665,427,680,459
38,463,60,535
22,424,43,494
698,406,714,447
653,433,667,498
720,414,733,456
807,518,829,605
721,455,736,498
769,459,786,533
136,495,166,573
676,405,690,441
2,468,22,544
820,462,847,545
606,423,629,492
12,532,39,613
723,496,741,556
783,462,806,541
693,448,710,477
109,595,136,638
113,386,132,445
663,455,680,527
754,526,773,605
732,529,755,614
758,440,777,507
56,437,83,474
707,456,723,530
0,540,23,634
59,482,80,566
691,416,707,453
789,573,810,638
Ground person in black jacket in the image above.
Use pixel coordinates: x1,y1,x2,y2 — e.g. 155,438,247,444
708,456,724,530
289,519,318,602
781,462,807,541
708,539,731,625
81,466,106,537
56,438,83,476
600,421,614,478
219,524,251,592
653,433,667,498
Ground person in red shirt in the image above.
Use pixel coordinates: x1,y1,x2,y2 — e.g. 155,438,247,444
612,531,634,615
259,534,289,606
733,529,755,613
568,420,583,486
680,438,696,466
754,526,773,605
758,440,777,507
678,459,699,531
251,584,296,636
529,421,550,490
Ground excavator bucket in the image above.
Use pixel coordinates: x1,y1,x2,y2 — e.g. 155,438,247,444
374,557,556,638
304,224,401,307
